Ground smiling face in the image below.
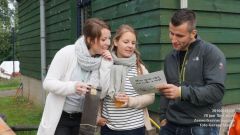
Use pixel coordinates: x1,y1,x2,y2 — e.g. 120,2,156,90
88,28,111,56
114,31,136,58
169,22,197,51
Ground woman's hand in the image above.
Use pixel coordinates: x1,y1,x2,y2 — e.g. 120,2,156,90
102,50,112,61
114,92,129,107
96,116,107,126
75,82,90,95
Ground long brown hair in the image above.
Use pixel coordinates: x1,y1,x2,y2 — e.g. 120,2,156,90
112,24,144,75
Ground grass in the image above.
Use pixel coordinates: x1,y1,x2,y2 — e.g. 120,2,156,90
0,96,42,134
0,77,42,134
0,77,21,91
0,96,42,125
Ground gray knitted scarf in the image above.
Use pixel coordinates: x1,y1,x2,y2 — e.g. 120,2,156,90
75,36,102,87
107,51,136,98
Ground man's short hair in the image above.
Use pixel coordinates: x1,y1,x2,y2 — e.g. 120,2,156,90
171,8,196,32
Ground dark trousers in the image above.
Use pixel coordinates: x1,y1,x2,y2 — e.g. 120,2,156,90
55,111,82,135
159,122,219,135
101,125,145,135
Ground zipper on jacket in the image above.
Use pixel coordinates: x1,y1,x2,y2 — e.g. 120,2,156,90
179,50,188,84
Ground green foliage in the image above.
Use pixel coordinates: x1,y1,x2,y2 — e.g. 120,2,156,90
0,0,16,62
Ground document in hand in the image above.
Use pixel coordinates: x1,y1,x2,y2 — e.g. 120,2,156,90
129,70,167,95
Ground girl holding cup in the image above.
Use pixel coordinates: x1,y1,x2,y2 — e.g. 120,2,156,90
98,24,155,135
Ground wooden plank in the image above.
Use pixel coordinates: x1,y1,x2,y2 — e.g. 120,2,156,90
198,28,240,43
225,73,240,89
217,44,240,58
46,1,70,18
93,0,161,20
46,40,70,50
18,44,40,51
0,118,16,135
223,89,240,105
18,51,40,58
70,0,77,42
189,0,240,14
18,57,41,64
159,0,179,9
18,30,40,40
47,30,71,41
225,59,240,74
19,59,41,66
46,50,59,58
45,0,68,11
20,62,41,70
19,20,40,34
139,44,171,61
143,60,164,73
139,44,162,61
18,0,29,11
46,11,70,26
137,27,161,44
108,10,161,31
18,0,39,17
46,21,71,34
92,0,127,12
195,11,240,29
19,5,40,26
20,68,41,80
18,37,40,45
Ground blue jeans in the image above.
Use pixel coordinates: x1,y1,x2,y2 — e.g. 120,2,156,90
101,125,145,135
159,122,219,135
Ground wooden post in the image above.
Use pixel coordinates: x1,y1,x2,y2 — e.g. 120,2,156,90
0,118,16,135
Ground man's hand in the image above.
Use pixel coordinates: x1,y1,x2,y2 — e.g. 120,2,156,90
156,84,181,99
160,119,167,127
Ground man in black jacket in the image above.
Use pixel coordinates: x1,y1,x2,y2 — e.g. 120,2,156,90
156,9,226,135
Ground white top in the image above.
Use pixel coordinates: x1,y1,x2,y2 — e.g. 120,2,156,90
37,45,111,135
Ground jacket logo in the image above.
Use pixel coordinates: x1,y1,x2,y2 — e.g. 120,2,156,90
219,62,224,69
192,56,199,61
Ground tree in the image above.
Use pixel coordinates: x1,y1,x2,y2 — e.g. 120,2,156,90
0,0,16,63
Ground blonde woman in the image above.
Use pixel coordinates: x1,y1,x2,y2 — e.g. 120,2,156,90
98,24,154,135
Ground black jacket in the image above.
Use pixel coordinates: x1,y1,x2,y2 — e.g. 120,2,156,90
160,36,226,125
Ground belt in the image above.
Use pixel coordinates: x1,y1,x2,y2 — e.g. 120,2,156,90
62,111,82,119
